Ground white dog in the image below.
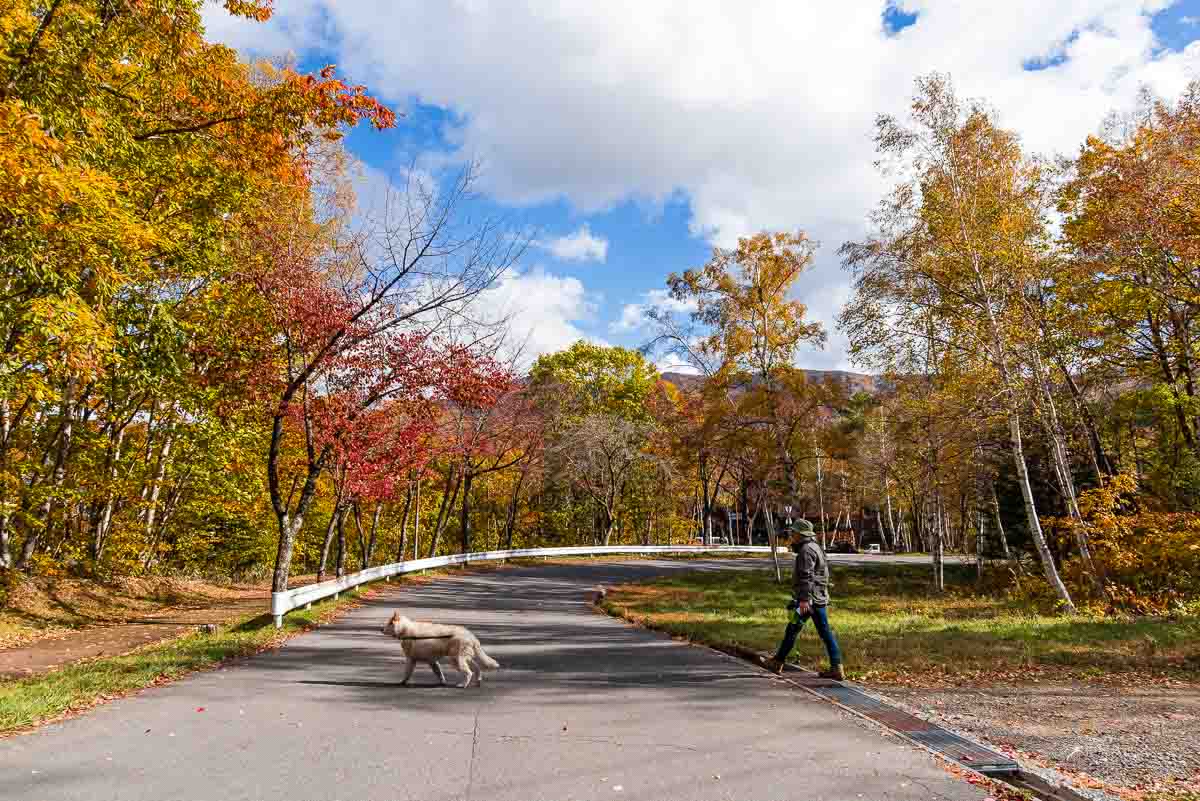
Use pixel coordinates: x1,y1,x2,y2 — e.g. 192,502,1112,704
381,611,500,688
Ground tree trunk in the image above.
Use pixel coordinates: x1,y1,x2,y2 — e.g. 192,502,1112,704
600,494,616,546
1032,351,1104,597
272,511,307,593
1147,311,1197,451
884,480,898,547
369,502,381,565
141,431,174,550
763,506,783,583
352,501,381,568
1054,356,1113,480
428,467,461,558
815,449,827,549
0,396,14,568
352,502,367,570
17,378,77,570
931,494,945,592
1007,408,1075,612
317,501,340,582
89,420,128,563
979,296,1074,610
975,509,984,580
502,469,526,549
460,471,474,555
141,475,189,574
988,482,1022,576
413,478,421,559
335,503,348,578
0,513,11,569
268,412,329,593
396,484,413,563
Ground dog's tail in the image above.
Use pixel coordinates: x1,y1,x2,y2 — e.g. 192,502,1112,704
475,645,500,670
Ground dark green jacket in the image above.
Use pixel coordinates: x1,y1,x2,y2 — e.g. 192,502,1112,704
792,534,830,606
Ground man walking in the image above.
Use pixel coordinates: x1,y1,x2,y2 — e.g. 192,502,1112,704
765,518,844,680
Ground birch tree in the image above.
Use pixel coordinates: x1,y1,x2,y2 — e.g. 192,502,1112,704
839,74,1077,611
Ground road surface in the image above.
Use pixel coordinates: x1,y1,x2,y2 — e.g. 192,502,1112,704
3,557,983,801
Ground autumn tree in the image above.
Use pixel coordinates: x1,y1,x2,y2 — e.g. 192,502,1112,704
649,231,828,572
254,163,523,592
530,343,660,545
546,415,658,546
839,74,1076,611
1059,83,1200,506
438,347,525,555
0,0,394,571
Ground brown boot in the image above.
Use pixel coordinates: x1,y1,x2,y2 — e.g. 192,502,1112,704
762,657,785,675
817,664,845,681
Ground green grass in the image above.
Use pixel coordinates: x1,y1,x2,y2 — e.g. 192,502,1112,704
0,589,363,735
602,563,1200,684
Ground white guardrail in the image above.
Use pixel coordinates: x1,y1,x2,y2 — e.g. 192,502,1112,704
271,545,782,626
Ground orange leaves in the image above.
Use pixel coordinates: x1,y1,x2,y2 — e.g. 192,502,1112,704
223,0,274,22
684,231,826,377
288,66,398,134
1045,474,1200,613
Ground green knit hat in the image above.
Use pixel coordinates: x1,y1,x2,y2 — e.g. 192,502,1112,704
788,518,814,536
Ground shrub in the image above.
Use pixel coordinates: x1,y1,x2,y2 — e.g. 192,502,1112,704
1053,475,1200,614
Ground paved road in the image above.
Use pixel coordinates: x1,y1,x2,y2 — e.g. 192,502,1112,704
4,557,983,801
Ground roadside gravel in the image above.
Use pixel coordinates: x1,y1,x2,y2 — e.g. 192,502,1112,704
882,682,1200,796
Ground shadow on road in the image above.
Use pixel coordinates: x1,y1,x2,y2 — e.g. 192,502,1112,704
245,559,788,715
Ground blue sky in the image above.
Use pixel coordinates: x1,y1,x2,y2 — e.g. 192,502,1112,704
205,0,1200,372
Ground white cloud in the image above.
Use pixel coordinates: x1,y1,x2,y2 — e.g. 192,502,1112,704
200,0,328,57
535,225,609,262
613,303,649,334
477,267,605,367
652,357,702,377
204,0,1200,369
611,289,696,334
793,279,855,372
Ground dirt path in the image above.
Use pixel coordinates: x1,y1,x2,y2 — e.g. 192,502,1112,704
0,591,269,679
0,566,502,681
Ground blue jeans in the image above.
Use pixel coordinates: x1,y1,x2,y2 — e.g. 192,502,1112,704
774,604,842,666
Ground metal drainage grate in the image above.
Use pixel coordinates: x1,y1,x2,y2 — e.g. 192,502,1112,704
796,678,1019,775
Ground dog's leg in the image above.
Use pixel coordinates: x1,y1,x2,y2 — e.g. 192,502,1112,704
454,654,474,688
399,658,416,686
429,660,447,686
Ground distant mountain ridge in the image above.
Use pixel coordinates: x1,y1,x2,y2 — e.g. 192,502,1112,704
659,369,880,394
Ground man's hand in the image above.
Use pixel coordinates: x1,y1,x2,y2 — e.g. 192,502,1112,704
796,600,811,616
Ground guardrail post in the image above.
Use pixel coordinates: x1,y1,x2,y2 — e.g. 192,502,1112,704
334,591,339,600
305,602,312,610
274,614,283,629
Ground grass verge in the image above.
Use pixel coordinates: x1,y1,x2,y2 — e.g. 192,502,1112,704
601,562,1200,684
0,588,367,736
